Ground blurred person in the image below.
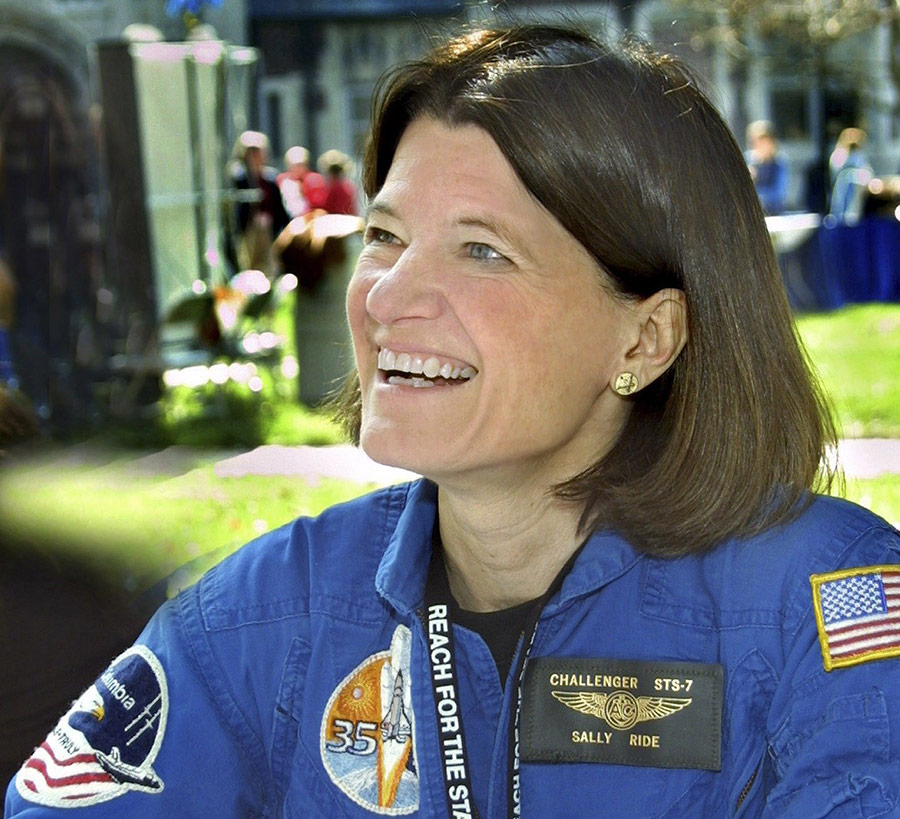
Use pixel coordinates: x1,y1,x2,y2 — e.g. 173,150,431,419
829,127,866,184
318,148,359,215
0,255,17,389
226,130,289,274
276,145,311,218
828,127,873,224
303,168,328,211
745,119,790,215
7,23,900,818
276,145,328,218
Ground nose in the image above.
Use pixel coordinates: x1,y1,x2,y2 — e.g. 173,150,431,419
361,247,443,326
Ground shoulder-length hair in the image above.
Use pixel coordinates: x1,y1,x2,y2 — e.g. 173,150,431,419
333,23,837,556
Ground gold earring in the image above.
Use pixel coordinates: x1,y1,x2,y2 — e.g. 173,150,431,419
613,372,639,395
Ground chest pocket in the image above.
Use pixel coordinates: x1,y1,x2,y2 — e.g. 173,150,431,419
655,649,778,817
518,653,772,817
635,562,782,816
271,636,351,818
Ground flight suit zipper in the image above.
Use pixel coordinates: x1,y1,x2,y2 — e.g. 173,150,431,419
735,765,759,813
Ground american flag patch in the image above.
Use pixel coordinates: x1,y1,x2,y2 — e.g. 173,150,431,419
811,565,900,671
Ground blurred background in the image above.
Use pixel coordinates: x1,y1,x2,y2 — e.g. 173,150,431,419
0,0,898,445
0,0,899,783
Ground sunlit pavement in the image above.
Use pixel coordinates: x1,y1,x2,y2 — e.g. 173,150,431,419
210,440,900,485
212,444,417,486
4,439,898,486
833,439,900,480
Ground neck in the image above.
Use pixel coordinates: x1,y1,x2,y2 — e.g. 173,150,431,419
437,482,584,612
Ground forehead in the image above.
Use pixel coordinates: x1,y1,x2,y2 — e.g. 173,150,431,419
372,117,547,226
369,117,608,288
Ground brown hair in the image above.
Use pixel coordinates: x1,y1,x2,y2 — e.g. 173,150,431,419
333,23,837,556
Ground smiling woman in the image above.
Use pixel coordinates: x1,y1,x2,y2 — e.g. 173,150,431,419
7,23,900,819
345,117,658,507
335,30,832,560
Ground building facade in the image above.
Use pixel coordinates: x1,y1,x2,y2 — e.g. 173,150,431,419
249,0,900,213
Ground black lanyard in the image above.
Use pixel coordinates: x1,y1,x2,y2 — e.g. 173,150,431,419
420,543,585,819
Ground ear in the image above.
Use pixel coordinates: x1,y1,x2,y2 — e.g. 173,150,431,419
614,289,687,393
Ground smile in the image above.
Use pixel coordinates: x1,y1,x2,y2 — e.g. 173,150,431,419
377,347,477,388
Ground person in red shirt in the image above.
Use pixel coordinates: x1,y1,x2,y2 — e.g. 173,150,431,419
276,145,328,215
317,149,358,215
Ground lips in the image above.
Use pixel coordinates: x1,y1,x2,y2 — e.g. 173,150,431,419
377,347,477,388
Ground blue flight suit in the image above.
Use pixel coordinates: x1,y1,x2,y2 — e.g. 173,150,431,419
7,479,900,817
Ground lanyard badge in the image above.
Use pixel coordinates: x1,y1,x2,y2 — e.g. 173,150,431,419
420,544,584,819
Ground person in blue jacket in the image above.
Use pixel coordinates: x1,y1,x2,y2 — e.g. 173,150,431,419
745,120,791,215
8,23,900,819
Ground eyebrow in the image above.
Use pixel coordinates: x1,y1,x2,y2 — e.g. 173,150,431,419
367,202,516,238
364,200,397,221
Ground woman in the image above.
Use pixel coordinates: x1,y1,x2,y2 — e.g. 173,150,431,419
8,24,900,819
226,130,290,275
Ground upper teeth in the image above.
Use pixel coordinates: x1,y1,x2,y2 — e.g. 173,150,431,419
378,348,476,380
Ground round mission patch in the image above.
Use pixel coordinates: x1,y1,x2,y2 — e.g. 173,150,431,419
320,624,418,814
16,645,168,808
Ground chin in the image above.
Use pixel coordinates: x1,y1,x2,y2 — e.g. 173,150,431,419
362,421,474,480
359,424,428,474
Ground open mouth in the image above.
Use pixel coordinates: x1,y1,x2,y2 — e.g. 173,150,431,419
378,347,476,388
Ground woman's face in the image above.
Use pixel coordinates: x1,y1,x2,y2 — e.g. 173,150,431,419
347,117,635,490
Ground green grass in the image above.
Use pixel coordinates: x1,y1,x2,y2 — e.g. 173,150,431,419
0,462,374,591
840,474,900,529
153,378,344,449
796,303,900,438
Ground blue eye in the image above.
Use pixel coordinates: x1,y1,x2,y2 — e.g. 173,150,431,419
467,243,505,261
364,226,399,245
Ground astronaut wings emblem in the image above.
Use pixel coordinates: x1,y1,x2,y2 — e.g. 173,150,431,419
551,690,692,732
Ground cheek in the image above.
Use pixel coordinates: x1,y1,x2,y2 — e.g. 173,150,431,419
345,274,370,344
344,277,378,388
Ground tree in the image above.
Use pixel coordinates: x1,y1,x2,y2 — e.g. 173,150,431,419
673,0,900,204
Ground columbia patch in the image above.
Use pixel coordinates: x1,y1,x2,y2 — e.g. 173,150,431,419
811,565,900,671
321,625,418,814
16,645,168,808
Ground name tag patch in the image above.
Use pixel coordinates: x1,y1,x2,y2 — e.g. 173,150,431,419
520,658,722,770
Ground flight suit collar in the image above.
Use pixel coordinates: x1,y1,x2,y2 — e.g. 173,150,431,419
375,480,642,617
544,529,643,616
375,479,438,615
